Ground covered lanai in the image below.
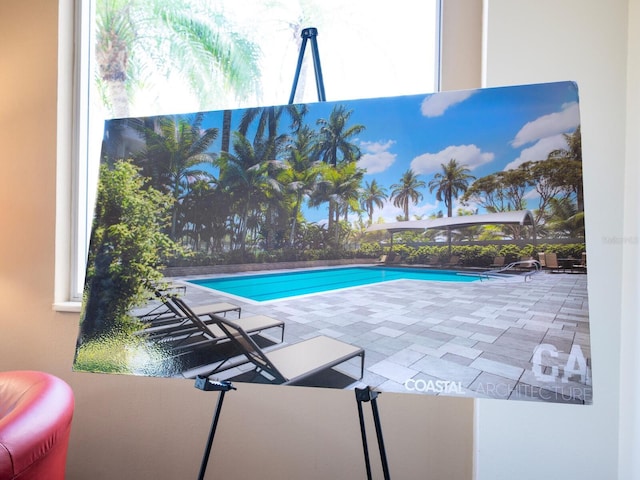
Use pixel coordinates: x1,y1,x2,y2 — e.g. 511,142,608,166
366,210,536,254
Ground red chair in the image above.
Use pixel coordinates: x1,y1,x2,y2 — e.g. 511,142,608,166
0,371,74,480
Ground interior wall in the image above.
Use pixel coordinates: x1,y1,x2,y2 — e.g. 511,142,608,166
440,0,483,91
476,1,631,479
619,0,640,477
0,1,478,479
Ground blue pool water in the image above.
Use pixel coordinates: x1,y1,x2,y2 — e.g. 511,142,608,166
188,266,480,302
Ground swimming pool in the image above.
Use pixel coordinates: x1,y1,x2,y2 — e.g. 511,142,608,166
187,266,481,302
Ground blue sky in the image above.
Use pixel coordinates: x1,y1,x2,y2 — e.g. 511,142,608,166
199,81,580,224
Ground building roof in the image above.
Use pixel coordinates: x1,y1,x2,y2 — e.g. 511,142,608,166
365,210,535,233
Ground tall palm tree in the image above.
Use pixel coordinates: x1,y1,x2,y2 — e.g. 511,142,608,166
547,126,583,212
310,162,364,245
316,105,365,167
95,0,260,117
543,197,585,238
428,158,475,218
131,113,218,239
361,179,388,225
279,125,321,246
390,169,426,221
334,162,365,224
219,132,284,253
428,159,474,251
237,105,306,143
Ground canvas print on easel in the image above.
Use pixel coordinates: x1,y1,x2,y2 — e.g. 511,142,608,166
74,81,592,404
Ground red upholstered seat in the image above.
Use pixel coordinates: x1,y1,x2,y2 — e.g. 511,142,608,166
0,371,74,480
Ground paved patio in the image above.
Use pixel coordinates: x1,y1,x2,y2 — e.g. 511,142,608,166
164,267,591,404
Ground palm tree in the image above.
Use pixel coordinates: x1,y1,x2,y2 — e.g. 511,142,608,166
390,169,426,221
219,132,284,253
543,197,585,238
237,105,307,144
547,126,583,212
280,126,321,246
334,162,365,224
95,0,260,117
310,162,364,245
428,159,474,252
316,105,365,167
428,158,475,218
131,113,218,239
361,179,388,225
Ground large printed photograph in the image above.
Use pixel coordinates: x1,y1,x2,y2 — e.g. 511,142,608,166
74,81,592,403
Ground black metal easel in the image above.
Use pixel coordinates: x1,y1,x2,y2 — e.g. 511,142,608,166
195,28,390,480
288,28,391,480
194,376,236,480
356,387,391,480
288,27,326,104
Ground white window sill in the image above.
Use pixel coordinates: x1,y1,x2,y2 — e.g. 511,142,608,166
53,301,82,313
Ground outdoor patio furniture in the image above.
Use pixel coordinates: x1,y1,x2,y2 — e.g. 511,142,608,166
513,256,537,271
537,252,547,268
138,289,241,326
374,254,388,264
544,252,563,272
573,252,587,273
489,256,505,268
210,317,365,385
445,255,461,267
144,297,284,351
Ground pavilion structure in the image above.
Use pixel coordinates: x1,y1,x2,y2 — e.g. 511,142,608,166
365,210,536,255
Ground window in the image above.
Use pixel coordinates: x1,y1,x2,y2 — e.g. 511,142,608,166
56,0,443,309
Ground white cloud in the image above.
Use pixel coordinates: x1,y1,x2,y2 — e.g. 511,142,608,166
420,90,476,117
511,102,580,148
374,198,439,223
504,134,568,170
358,140,397,174
410,144,494,175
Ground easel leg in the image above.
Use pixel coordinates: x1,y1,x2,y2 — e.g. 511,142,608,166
371,395,391,480
355,387,391,480
356,395,374,480
195,377,236,480
197,390,227,480
288,27,326,104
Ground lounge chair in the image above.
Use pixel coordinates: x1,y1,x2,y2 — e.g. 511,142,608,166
573,252,587,273
138,289,241,326
209,317,365,385
374,254,388,265
143,297,284,351
537,252,547,268
488,256,505,268
544,252,562,272
445,255,460,267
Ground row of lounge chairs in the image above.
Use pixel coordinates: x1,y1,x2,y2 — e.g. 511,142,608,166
486,252,586,274
538,252,587,273
137,291,365,386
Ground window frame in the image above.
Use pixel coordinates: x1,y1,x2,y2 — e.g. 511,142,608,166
55,0,479,312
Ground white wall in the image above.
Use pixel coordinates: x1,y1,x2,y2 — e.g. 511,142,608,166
619,0,640,477
476,1,632,479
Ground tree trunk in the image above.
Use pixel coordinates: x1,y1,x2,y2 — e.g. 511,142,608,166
221,110,232,155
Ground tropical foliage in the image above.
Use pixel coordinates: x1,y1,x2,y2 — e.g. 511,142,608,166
95,0,260,117
78,160,179,343
101,96,584,268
